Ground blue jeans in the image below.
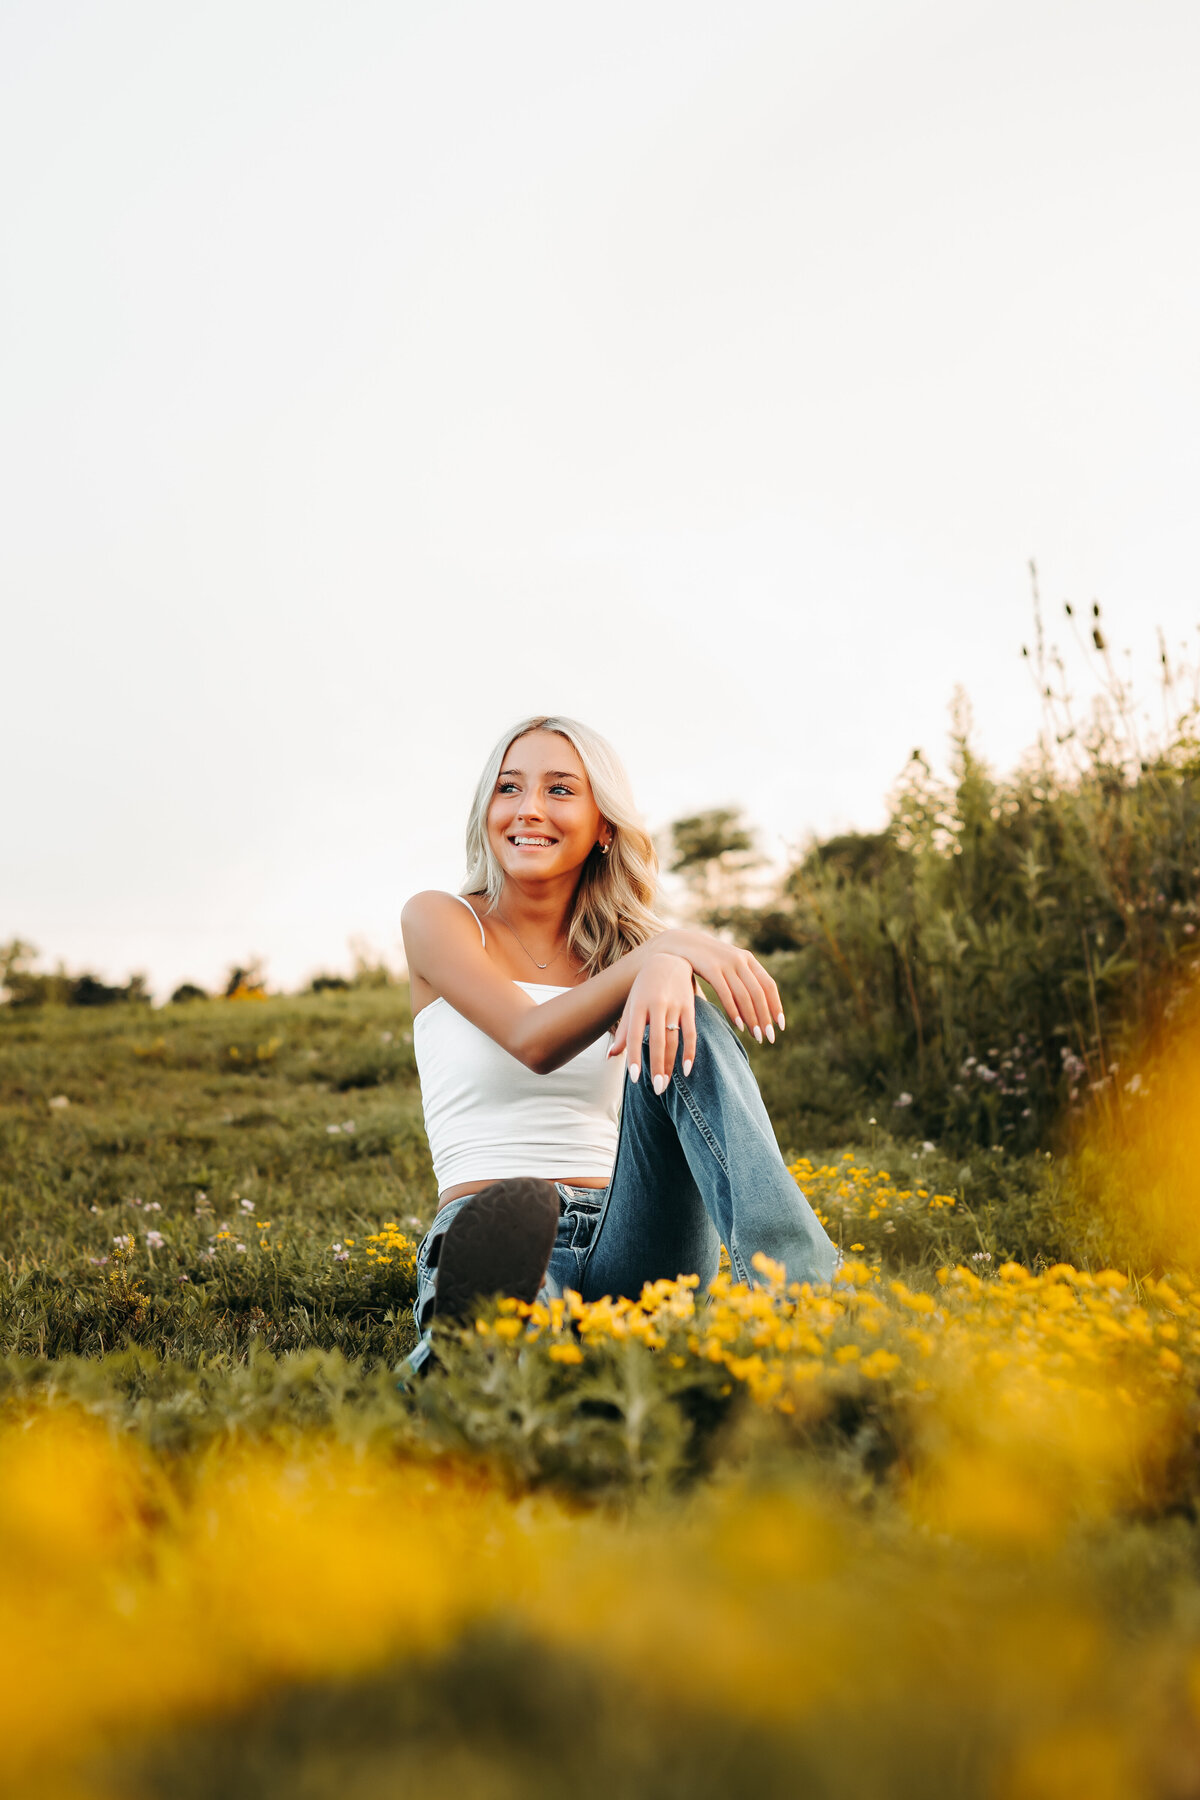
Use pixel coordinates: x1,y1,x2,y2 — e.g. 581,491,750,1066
404,998,837,1374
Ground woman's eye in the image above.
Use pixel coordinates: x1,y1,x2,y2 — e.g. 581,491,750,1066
496,780,575,796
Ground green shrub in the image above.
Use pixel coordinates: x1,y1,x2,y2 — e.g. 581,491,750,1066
724,679,1200,1154
169,982,208,1003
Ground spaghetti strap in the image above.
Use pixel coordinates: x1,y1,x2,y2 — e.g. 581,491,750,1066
449,892,486,946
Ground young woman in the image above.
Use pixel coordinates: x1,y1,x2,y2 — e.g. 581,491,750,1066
400,714,837,1373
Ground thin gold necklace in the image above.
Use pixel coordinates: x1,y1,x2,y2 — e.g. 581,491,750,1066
492,909,566,972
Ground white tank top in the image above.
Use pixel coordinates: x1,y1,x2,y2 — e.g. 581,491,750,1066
411,896,624,1195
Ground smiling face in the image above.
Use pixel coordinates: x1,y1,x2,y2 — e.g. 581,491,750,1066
486,729,610,885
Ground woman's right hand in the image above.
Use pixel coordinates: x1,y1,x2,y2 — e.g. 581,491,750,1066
654,928,784,1045
608,952,698,1091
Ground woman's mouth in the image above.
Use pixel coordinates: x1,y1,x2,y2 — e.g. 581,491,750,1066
508,835,557,849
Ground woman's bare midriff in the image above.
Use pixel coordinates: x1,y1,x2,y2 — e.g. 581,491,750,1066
437,1175,608,1212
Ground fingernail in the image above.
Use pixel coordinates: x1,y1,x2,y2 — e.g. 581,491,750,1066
752,1026,763,1044
683,1058,693,1078
735,1016,744,1031
652,1074,667,1096
766,1024,775,1044
629,1062,640,1083
777,1012,786,1030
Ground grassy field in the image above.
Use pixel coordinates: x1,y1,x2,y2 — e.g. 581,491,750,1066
0,988,432,1364
6,984,1200,1799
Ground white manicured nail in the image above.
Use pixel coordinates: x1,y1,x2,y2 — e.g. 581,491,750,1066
735,1016,744,1031
683,1058,693,1078
752,1026,763,1044
629,1062,640,1083
653,1074,668,1095
766,1024,775,1044
777,1012,786,1030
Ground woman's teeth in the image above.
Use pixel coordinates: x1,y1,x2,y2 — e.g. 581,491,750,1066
511,836,555,847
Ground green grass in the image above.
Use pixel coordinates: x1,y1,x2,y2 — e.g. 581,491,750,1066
0,989,435,1362
1,985,1078,1369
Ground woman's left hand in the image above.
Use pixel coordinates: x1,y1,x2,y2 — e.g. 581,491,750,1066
608,953,697,1091
654,927,784,1043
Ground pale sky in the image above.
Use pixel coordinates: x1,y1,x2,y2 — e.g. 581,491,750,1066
3,0,1198,996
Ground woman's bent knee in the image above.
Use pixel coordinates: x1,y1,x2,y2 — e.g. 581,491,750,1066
691,996,751,1068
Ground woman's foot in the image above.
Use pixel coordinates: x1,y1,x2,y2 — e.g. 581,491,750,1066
430,1178,560,1320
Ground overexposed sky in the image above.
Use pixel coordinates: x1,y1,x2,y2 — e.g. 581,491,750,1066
3,0,1198,995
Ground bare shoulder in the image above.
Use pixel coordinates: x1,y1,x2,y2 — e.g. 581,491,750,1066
402,890,469,926
401,891,486,965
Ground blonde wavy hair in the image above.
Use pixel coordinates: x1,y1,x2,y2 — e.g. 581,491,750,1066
463,715,663,977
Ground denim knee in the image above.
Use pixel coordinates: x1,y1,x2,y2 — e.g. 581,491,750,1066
692,996,750,1060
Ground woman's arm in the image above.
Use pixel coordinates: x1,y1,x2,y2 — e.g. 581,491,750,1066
402,892,666,1073
402,896,783,1076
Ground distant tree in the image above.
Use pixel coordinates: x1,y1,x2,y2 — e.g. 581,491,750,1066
304,940,399,995
69,971,151,1007
1,943,148,1007
70,973,125,1007
170,982,208,1004
224,961,267,999
1,940,39,1005
347,936,401,989
668,808,763,921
